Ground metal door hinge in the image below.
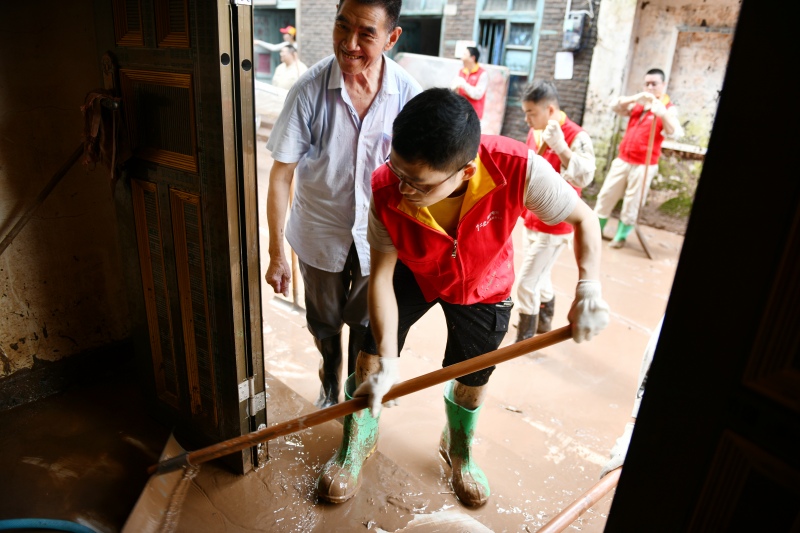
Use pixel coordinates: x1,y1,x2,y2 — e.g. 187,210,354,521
238,376,265,416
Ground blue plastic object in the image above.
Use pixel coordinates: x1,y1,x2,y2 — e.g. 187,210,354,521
0,518,97,533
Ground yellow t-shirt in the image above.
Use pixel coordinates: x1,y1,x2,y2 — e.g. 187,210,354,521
427,193,465,238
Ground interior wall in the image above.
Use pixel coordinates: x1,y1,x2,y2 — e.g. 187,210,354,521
0,2,130,380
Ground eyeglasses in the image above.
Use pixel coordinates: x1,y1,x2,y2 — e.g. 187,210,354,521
385,155,471,196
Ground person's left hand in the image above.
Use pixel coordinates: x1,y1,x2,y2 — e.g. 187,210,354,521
567,280,610,342
353,357,400,417
542,119,568,155
650,99,667,118
600,422,635,478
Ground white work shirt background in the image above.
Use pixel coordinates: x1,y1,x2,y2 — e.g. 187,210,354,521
267,54,422,275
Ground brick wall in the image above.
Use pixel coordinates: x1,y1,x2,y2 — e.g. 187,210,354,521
501,0,601,142
298,0,337,67
441,0,477,58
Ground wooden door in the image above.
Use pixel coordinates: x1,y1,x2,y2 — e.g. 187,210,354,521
605,1,800,529
96,0,265,474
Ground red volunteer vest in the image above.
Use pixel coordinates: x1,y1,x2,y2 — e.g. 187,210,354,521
618,97,674,165
458,66,486,119
522,115,584,235
371,135,528,305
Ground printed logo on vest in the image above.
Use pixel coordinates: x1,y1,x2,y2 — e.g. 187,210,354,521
476,210,502,232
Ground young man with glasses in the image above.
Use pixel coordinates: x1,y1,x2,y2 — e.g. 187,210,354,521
316,88,609,507
593,68,683,249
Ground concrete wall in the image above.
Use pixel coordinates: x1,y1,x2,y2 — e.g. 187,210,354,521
583,0,740,175
0,2,130,380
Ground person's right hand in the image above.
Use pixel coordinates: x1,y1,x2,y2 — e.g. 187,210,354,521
353,357,400,417
265,256,291,297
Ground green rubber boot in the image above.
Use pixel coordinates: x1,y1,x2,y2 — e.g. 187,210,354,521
598,217,608,231
610,221,634,248
317,374,380,503
439,381,490,507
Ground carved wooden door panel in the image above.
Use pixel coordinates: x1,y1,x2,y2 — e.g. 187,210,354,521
97,0,265,474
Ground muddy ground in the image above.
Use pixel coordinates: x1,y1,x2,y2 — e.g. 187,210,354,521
245,134,686,532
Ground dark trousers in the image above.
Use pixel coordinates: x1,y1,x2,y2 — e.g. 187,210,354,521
366,261,513,387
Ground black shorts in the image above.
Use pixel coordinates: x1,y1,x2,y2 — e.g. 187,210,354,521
365,260,513,387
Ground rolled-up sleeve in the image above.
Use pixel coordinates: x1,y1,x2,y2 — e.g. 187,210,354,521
562,131,596,188
524,150,579,225
367,198,396,253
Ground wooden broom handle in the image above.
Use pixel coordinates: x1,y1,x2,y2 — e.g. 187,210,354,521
537,467,622,533
148,325,573,476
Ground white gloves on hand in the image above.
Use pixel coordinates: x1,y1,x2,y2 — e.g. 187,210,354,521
600,422,635,478
353,357,400,417
567,280,610,343
542,119,568,155
650,99,667,117
634,92,654,106
450,76,466,91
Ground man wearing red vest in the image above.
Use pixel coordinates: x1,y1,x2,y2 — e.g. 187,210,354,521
316,88,609,508
450,46,488,120
515,81,596,341
594,68,683,248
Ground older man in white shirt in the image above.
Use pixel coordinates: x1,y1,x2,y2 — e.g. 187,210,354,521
265,0,421,412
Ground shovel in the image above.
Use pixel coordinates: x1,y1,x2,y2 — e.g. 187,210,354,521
147,325,573,476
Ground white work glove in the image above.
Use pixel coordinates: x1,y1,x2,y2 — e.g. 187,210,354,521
634,92,654,106
542,119,568,155
600,422,635,478
650,98,667,118
567,280,610,343
353,357,400,417
450,76,466,91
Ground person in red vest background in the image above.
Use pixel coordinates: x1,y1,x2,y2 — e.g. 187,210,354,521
450,46,488,121
594,68,683,249
515,81,597,341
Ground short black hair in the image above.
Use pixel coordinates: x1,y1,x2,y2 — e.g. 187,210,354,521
283,44,297,54
646,68,666,82
521,80,560,108
392,88,481,173
338,0,402,30
466,46,480,62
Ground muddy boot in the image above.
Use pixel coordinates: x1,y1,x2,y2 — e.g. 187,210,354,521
317,374,380,503
314,334,342,409
515,313,538,343
439,381,490,507
537,298,555,334
346,325,370,378
610,221,634,249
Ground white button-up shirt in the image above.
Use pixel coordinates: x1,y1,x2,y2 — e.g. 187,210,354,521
266,54,422,274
